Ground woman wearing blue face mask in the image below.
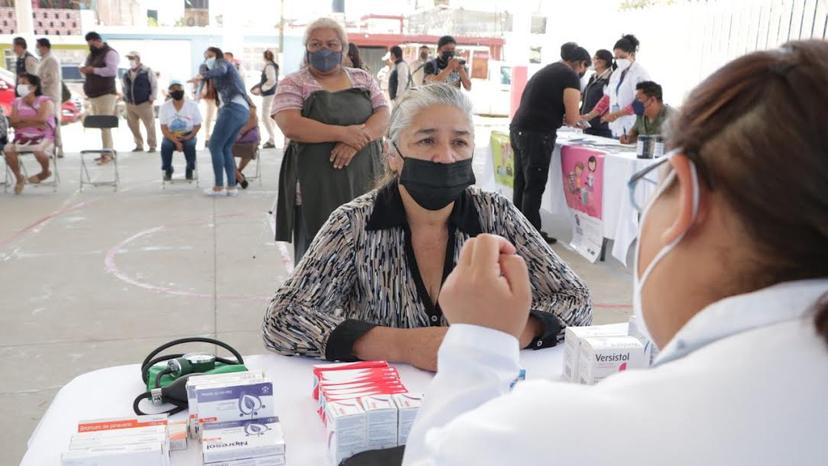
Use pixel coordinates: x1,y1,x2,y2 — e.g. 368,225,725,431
403,41,828,466
272,18,391,263
263,84,591,372
191,46,251,197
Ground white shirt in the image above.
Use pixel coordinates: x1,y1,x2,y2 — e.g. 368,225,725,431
404,279,828,466
607,60,650,138
158,99,202,138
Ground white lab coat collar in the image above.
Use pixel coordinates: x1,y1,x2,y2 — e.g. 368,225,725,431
656,279,828,365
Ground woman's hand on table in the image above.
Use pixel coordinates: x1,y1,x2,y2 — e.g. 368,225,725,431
400,327,449,372
439,234,532,341
330,143,359,169
339,124,372,150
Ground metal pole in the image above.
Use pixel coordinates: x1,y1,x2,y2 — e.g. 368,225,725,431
279,0,285,54
15,0,35,38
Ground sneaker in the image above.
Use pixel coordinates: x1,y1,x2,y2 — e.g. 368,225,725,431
262,141,276,149
147,147,157,153
226,187,240,197
131,146,144,152
540,232,558,245
204,187,225,197
185,169,194,180
163,170,173,181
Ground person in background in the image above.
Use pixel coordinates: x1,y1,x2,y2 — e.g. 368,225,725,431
13,37,39,96
35,38,62,158
257,50,279,149
424,36,471,91
588,34,651,138
80,31,119,159
122,51,158,153
402,40,828,466
376,52,392,102
388,45,410,104
199,78,218,146
223,51,240,71
410,45,430,86
510,42,591,244
272,17,389,263
158,81,201,181
191,47,251,196
343,43,368,71
620,81,674,144
233,103,260,189
4,74,56,195
579,49,613,138
263,84,590,370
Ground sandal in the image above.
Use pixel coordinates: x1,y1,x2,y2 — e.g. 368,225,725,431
14,180,24,195
27,171,51,184
96,154,113,165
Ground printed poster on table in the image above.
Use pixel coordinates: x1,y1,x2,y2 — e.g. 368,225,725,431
490,130,515,196
561,145,605,262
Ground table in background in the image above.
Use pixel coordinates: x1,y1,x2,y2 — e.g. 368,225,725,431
22,348,565,465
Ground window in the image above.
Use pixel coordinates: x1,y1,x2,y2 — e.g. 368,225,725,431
529,47,542,64
530,16,547,34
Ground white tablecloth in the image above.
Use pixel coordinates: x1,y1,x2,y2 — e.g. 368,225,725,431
22,348,566,466
479,129,656,266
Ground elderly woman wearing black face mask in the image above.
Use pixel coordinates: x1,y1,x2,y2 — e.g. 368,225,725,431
273,18,390,263
263,84,591,372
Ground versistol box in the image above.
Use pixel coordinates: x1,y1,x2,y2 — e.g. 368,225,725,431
201,416,286,464
325,399,367,466
563,325,627,382
61,442,168,466
392,393,423,446
359,395,399,450
196,379,275,431
578,336,646,385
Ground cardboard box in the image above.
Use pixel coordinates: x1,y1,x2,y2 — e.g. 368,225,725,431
205,455,286,466
201,417,286,464
313,361,389,399
187,372,265,436
61,442,168,466
392,393,423,446
578,336,646,385
168,419,188,451
359,395,399,449
563,325,628,382
325,400,367,465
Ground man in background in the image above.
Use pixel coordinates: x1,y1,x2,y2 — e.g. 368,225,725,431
388,45,410,104
410,45,430,86
424,35,471,91
35,38,63,157
122,51,158,153
80,31,119,154
13,37,39,96
620,81,673,144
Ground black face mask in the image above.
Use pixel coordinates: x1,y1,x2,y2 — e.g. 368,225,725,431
394,142,476,211
170,90,185,101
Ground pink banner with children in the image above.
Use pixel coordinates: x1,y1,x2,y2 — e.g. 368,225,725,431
561,145,606,262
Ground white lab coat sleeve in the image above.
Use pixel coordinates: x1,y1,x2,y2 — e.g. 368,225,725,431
403,324,522,466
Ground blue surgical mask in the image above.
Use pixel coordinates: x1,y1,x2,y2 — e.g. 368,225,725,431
205,57,216,69
307,49,342,73
632,99,646,116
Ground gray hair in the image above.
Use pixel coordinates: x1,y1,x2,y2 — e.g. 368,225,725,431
388,84,474,145
303,17,349,53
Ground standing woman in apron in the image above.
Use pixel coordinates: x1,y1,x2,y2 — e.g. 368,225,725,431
273,18,390,264
601,34,651,138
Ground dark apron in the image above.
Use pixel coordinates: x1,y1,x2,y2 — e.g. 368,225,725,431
275,88,383,258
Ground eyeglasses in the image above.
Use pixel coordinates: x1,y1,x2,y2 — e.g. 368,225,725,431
627,155,672,213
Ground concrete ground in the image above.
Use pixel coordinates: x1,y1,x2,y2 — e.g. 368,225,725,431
0,120,632,464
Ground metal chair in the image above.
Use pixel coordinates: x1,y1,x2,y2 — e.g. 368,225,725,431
247,147,263,186
9,146,61,193
161,149,200,190
80,115,119,191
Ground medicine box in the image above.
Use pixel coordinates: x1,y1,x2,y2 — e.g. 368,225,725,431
187,371,265,437
325,399,367,466
196,379,275,430
563,324,628,382
61,442,168,466
392,392,423,446
201,416,286,464
578,336,646,385
360,394,399,450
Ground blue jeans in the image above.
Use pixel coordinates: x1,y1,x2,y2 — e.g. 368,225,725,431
209,102,247,187
161,137,197,173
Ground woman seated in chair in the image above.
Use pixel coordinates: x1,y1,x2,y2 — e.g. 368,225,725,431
233,103,261,189
4,73,56,195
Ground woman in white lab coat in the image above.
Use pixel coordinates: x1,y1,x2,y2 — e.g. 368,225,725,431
403,40,828,466
602,34,651,138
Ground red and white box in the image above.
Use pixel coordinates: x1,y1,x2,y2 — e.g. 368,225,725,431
359,395,400,450
392,393,423,446
325,400,367,466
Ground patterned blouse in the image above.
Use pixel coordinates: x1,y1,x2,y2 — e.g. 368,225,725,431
262,181,592,361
